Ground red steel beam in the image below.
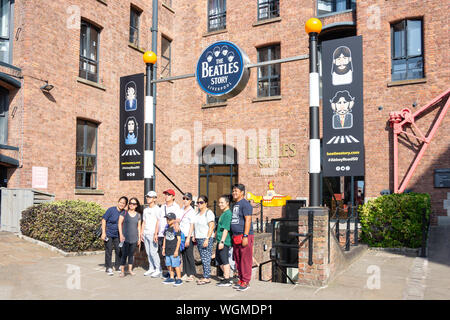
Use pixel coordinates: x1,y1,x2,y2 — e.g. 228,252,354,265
389,88,450,193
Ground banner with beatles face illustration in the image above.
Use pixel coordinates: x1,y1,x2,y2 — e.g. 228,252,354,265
120,73,144,180
322,36,364,177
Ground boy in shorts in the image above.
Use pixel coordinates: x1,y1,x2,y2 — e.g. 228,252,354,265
162,212,183,286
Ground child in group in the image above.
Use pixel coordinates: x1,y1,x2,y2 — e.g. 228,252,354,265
162,212,183,286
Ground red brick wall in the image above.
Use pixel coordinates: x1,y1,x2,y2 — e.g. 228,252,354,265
3,0,449,222
357,0,450,223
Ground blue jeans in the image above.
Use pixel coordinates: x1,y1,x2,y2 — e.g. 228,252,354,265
165,255,181,267
196,238,214,278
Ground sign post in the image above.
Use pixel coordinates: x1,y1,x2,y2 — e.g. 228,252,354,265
305,18,322,207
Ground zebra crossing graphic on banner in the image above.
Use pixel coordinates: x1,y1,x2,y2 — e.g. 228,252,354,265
326,135,360,144
121,149,141,156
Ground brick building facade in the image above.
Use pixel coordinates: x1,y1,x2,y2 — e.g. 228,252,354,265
0,0,448,224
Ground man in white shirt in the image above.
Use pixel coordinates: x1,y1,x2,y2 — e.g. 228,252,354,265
158,189,180,277
141,191,162,278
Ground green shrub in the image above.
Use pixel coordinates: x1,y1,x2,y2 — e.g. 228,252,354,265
359,193,430,248
20,200,105,252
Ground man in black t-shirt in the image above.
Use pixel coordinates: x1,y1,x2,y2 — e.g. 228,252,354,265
162,213,183,286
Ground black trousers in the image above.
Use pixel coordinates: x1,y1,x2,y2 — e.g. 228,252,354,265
158,237,167,271
120,242,137,266
181,241,196,277
104,237,121,270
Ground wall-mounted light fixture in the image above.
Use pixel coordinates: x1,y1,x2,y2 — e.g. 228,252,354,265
40,81,54,92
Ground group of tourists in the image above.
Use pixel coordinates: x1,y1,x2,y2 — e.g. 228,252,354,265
100,183,254,291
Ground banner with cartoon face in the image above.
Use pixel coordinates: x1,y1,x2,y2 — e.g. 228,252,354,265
120,73,144,180
322,36,364,177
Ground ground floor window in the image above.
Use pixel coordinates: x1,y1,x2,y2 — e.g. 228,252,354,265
76,119,98,189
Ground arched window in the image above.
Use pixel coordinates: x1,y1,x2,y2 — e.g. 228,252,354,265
198,144,238,210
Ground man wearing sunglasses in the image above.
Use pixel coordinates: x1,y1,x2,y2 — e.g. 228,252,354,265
157,189,180,278
230,183,254,292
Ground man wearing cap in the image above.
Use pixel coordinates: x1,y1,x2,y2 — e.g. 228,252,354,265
157,189,181,277
141,191,162,278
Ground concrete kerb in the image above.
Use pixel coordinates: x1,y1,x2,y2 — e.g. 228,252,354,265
15,233,104,257
367,247,420,257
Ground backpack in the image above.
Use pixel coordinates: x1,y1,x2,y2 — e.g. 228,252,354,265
164,225,186,252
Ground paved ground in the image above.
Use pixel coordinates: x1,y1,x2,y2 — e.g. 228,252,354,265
0,227,449,300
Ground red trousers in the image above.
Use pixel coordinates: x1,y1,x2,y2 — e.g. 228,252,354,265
232,234,254,284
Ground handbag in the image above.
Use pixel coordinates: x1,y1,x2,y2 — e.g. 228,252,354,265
232,234,243,245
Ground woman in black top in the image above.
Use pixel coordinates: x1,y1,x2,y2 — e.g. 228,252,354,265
118,197,142,277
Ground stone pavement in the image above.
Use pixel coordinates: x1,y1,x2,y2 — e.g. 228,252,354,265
0,229,449,300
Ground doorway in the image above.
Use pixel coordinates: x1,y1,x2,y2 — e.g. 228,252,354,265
198,145,238,214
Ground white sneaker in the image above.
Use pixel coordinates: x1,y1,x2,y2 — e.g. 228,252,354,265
144,269,155,276
106,268,114,276
151,271,161,278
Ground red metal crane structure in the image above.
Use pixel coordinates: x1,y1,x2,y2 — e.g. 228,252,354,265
388,88,450,193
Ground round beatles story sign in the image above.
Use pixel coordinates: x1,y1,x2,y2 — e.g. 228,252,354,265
196,41,250,99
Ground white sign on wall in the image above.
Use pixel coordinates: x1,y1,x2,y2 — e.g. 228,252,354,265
32,166,48,189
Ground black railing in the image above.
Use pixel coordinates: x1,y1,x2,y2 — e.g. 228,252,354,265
258,212,314,284
259,256,296,284
330,204,360,251
251,200,268,233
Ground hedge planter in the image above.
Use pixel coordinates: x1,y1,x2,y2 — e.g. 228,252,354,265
20,200,105,252
359,193,431,249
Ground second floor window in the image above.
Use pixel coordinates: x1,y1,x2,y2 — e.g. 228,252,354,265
208,0,226,32
391,19,424,81
0,0,12,64
79,21,100,83
161,36,171,78
317,0,354,16
258,0,279,20
129,6,141,47
257,45,281,97
76,120,98,189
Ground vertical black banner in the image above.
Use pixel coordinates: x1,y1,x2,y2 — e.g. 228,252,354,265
120,73,144,180
322,36,364,177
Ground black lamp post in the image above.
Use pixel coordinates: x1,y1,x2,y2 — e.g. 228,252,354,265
143,51,157,201
305,18,322,207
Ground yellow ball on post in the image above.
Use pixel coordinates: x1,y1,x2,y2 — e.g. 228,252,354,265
305,18,322,35
143,51,157,65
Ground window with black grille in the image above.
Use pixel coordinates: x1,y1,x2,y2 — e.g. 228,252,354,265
258,0,279,20
391,19,424,81
257,45,281,97
76,120,98,189
161,36,171,78
208,0,226,32
79,21,100,83
129,6,141,47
